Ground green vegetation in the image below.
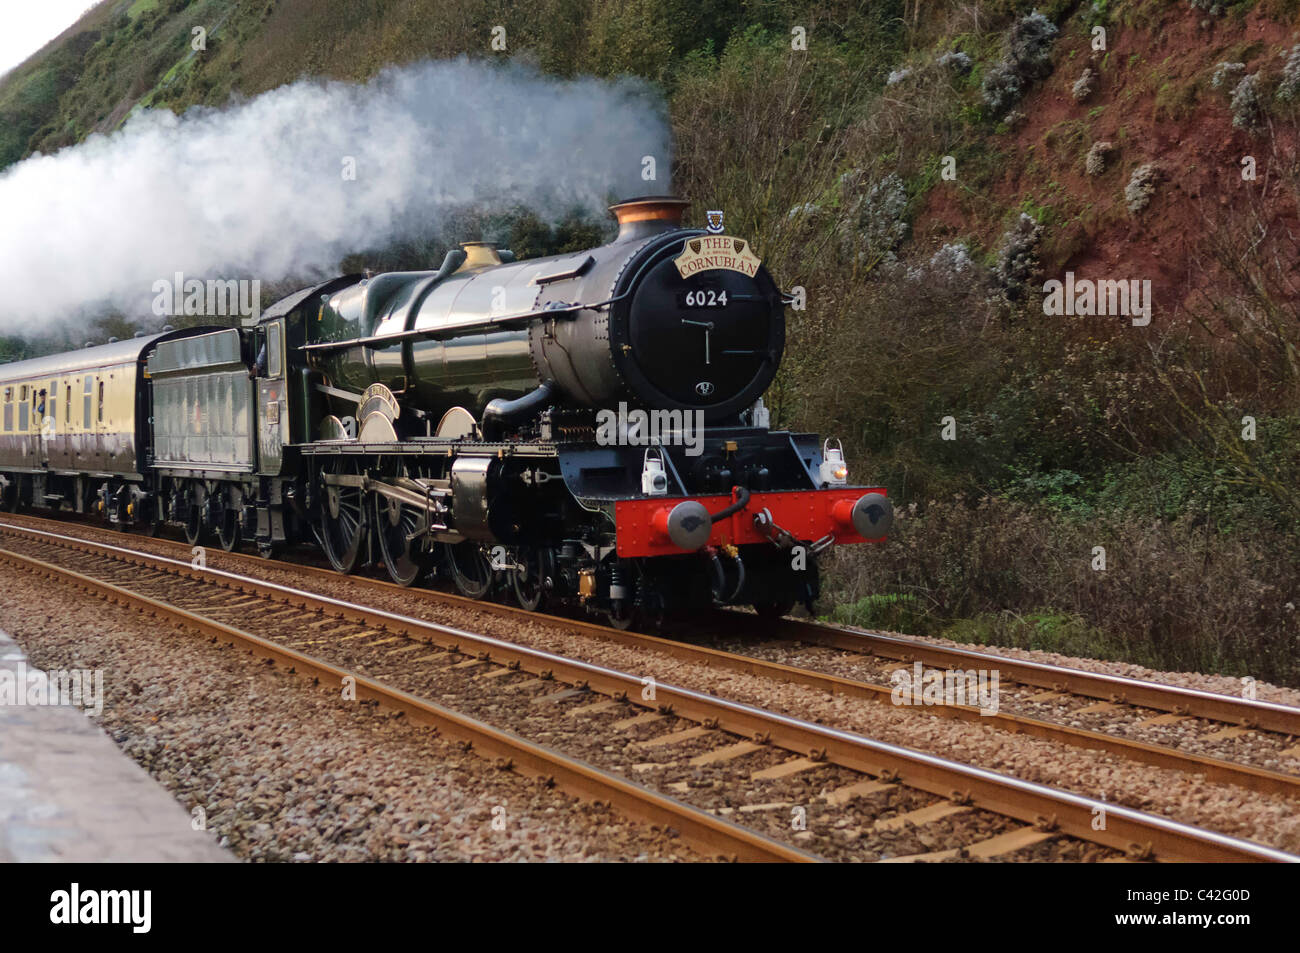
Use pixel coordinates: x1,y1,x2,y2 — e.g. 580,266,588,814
2,0,1299,682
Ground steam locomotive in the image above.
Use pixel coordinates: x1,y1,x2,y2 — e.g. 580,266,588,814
0,197,891,627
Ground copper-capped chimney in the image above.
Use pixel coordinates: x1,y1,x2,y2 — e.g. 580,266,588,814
455,240,504,271
609,196,689,243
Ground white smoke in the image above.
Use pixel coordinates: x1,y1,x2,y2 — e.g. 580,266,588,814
0,57,671,330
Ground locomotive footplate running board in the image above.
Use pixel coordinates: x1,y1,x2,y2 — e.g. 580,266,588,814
615,487,891,558
300,441,559,458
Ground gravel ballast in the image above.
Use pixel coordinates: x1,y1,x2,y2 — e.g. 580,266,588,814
0,572,707,862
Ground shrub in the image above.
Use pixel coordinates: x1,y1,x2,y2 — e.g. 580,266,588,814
1071,67,1096,102
837,171,909,269
785,201,821,223
1085,139,1114,176
993,212,1043,297
1229,73,1263,131
981,11,1059,115
901,242,981,286
1278,45,1300,103
1207,63,1263,131
1210,61,1245,90
936,50,972,74
1001,108,1028,129
981,61,1023,115
1004,11,1059,72
1124,162,1160,214
823,496,1300,684
780,244,1032,503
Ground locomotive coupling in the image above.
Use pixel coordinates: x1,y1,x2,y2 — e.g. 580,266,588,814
832,492,894,540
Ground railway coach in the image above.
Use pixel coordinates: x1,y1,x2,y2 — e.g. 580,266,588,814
0,330,211,520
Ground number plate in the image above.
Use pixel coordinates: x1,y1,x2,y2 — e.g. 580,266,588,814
678,289,729,308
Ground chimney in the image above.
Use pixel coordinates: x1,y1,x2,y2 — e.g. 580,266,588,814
609,196,689,243
455,241,504,272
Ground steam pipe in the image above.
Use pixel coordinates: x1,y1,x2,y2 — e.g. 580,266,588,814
481,380,556,440
704,546,747,605
707,548,727,601
727,550,746,602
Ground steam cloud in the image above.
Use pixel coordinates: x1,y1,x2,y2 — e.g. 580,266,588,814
0,57,671,330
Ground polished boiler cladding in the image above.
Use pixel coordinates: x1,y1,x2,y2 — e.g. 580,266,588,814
0,196,891,628
304,197,785,426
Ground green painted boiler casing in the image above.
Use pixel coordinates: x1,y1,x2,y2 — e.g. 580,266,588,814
305,215,786,428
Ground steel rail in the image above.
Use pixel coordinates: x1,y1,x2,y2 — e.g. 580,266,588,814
0,523,1292,863
411,617,1300,799
765,617,1300,736
0,517,1295,798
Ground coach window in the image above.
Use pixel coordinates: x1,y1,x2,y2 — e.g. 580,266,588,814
2,388,11,432
97,380,105,424
65,383,71,423
18,386,28,431
83,376,92,426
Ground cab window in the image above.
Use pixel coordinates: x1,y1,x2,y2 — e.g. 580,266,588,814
267,323,283,377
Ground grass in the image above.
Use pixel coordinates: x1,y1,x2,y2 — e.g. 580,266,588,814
1042,117,1090,162
828,593,926,634
939,610,1136,666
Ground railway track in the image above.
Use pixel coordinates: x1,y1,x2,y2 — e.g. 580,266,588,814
772,617,1300,737
3,513,1297,800
0,518,1294,862
0,532,807,863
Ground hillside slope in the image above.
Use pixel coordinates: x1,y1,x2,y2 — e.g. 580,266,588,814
2,0,1299,682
